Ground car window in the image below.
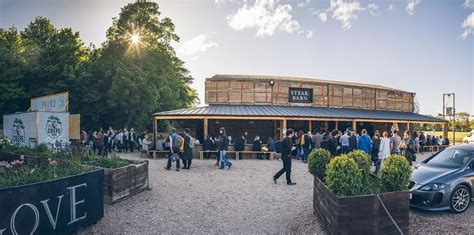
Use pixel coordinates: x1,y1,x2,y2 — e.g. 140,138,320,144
426,148,472,168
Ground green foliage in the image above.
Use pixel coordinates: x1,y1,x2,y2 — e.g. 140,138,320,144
380,154,412,192
0,1,198,130
80,154,133,169
308,148,332,180
325,155,363,196
0,158,91,189
347,150,371,177
1,139,132,169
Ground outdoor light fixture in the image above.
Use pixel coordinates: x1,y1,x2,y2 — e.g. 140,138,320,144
269,79,275,86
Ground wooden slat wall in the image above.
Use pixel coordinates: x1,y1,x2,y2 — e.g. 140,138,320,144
205,78,415,112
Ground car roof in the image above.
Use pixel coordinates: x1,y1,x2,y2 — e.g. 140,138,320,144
449,144,474,151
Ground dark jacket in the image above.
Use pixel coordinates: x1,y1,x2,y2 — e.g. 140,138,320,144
182,134,193,160
234,137,246,151
203,138,214,151
348,135,358,151
219,135,229,151
252,139,262,151
372,138,381,161
281,137,292,159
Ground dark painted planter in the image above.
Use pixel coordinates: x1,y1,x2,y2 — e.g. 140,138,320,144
313,176,410,235
99,160,149,204
0,169,104,235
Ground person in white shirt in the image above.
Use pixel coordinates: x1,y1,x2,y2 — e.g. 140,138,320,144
141,135,152,158
377,131,391,175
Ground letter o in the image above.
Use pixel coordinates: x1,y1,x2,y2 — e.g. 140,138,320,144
10,203,39,235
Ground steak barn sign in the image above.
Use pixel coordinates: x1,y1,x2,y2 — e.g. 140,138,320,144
288,88,313,103
0,170,103,235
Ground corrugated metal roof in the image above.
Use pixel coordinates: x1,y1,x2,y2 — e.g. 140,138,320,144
209,74,411,93
153,105,444,123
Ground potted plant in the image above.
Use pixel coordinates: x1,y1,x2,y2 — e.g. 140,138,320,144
308,149,412,234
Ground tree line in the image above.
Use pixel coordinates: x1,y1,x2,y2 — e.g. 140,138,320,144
0,1,197,131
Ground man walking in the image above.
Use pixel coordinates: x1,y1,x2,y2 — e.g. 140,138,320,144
165,128,180,171
273,129,296,185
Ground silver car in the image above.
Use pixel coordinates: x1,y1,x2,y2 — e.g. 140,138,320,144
409,144,474,213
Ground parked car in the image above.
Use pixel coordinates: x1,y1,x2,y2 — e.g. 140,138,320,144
409,144,474,213
463,131,474,144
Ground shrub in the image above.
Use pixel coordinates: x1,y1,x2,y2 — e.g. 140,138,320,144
308,148,332,180
381,154,412,192
347,150,371,177
81,154,133,169
325,155,363,196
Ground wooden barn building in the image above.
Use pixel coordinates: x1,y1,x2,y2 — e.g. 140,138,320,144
152,74,446,144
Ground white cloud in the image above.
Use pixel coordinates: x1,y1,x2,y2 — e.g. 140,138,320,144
464,0,474,9
329,0,365,30
227,0,300,37
318,12,328,22
406,0,421,15
461,12,474,39
388,4,396,12
298,0,311,8
306,30,313,38
367,3,379,16
176,34,218,59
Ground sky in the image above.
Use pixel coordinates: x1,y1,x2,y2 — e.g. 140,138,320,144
1,0,473,116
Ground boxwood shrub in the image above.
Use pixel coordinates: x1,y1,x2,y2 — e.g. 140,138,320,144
347,150,371,178
308,148,332,180
381,154,412,192
325,155,363,196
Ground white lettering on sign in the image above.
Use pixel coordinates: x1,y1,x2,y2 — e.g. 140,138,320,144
40,195,64,230
289,88,312,102
1,182,90,234
10,203,40,235
67,183,87,225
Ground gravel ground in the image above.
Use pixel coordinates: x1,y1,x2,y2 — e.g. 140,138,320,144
80,154,323,234
80,153,474,234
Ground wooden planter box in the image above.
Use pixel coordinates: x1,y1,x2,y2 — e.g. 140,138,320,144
313,176,409,234
101,160,149,204
0,168,104,235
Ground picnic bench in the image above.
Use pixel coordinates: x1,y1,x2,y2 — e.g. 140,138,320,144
237,151,275,160
148,150,170,159
199,150,238,160
199,150,275,160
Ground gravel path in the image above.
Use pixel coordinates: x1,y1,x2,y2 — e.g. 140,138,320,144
80,153,474,234
80,154,323,234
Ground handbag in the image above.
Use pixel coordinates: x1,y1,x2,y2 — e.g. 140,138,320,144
170,153,179,162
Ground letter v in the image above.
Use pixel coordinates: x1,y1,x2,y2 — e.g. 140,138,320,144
40,195,64,230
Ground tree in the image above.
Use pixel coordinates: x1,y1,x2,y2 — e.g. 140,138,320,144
87,1,198,129
0,27,26,118
0,2,198,131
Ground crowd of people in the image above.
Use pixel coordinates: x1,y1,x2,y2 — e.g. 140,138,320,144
84,125,449,185
79,127,153,156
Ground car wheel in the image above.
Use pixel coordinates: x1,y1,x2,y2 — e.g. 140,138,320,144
449,185,471,213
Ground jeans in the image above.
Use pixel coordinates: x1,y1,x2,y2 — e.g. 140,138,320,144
219,151,232,169
302,147,309,161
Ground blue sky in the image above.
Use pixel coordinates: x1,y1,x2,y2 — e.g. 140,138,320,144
1,0,472,116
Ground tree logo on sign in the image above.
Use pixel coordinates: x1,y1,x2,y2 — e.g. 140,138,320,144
46,116,62,139
12,118,25,146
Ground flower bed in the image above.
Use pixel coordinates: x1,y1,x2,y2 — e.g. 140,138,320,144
0,152,104,234
308,150,411,234
1,139,149,205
